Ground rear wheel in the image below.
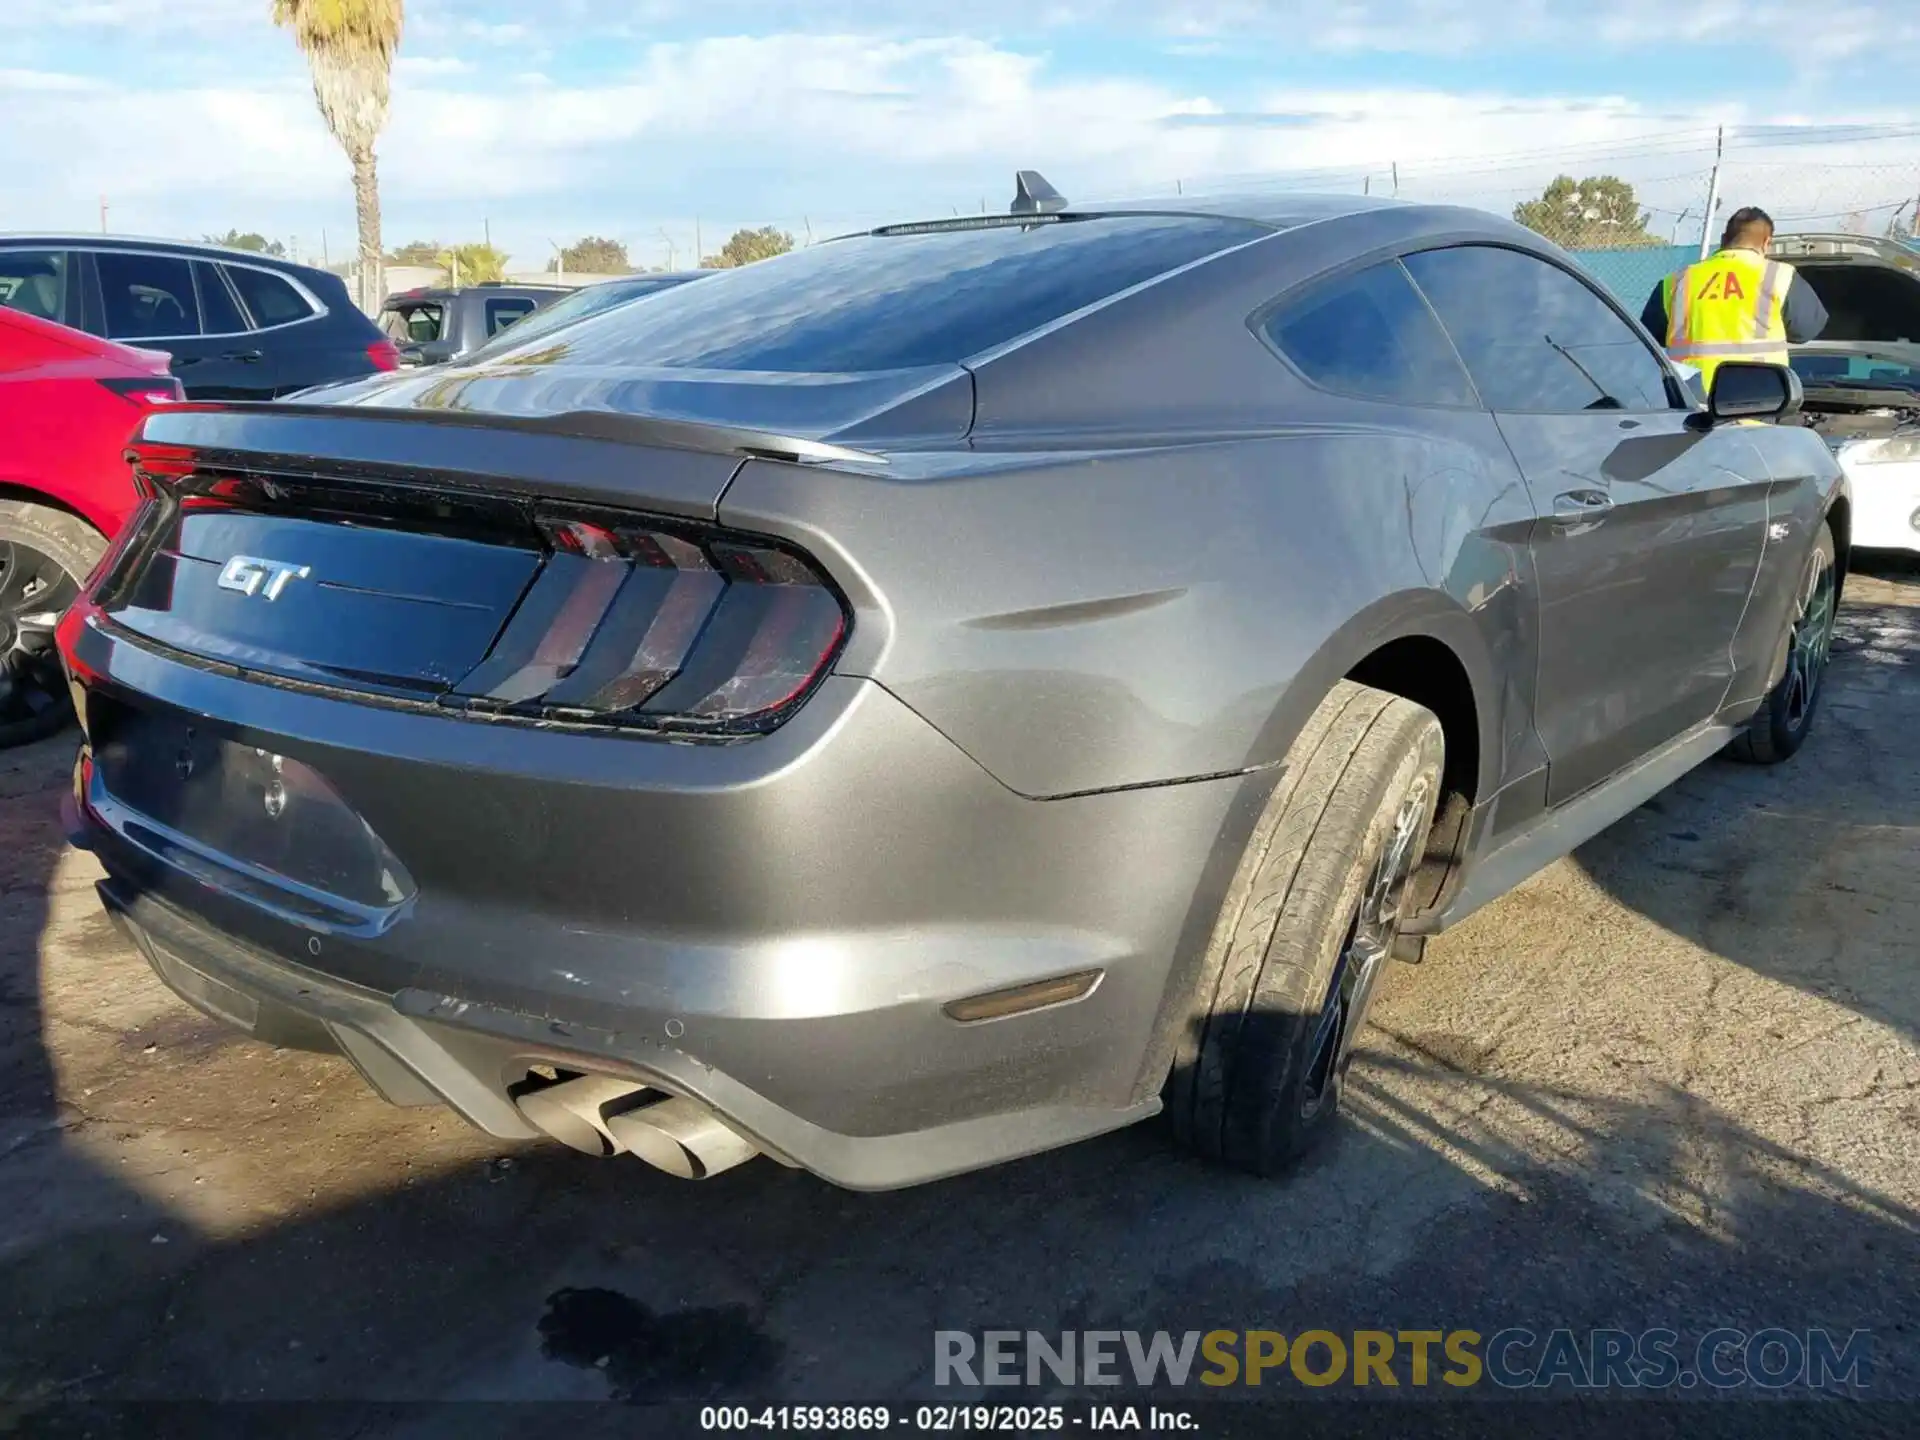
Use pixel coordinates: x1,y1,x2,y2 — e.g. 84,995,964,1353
1728,520,1837,765
0,501,104,749
1167,681,1444,1175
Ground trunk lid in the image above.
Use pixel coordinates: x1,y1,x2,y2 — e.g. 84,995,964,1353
97,402,866,727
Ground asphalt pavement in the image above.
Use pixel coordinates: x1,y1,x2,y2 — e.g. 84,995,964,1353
3,564,1917,1434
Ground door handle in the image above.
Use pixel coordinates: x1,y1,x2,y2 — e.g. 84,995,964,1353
221,350,263,363
1551,489,1615,524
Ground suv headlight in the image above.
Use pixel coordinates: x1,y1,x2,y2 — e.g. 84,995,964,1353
1846,434,1920,465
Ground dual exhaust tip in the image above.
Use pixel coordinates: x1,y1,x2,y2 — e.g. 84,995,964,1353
515,1073,759,1180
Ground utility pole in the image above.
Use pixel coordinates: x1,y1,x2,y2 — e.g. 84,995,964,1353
1391,162,1399,198
659,228,677,270
484,217,492,250
695,219,703,265
321,229,329,268
1364,175,1371,196
1699,125,1725,261
99,194,108,233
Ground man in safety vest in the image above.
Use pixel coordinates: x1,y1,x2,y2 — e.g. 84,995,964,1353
1641,206,1828,392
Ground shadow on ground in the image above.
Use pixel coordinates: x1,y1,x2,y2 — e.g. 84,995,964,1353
1574,557,1920,1052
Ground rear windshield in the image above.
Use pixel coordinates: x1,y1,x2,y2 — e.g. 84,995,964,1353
528,215,1268,373
382,302,444,343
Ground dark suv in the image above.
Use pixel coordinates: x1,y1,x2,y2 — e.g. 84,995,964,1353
0,236,398,400
379,283,570,366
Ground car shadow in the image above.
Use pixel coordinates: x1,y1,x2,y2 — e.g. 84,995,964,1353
1571,553,1920,1054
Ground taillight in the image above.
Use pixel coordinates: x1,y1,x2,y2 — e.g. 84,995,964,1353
366,338,401,371
448,512,847,735
96,375,183,407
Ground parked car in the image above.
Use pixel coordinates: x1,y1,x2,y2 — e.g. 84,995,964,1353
379,282,570,366
1772,233,1920,552
0,309,180,746
0,236,399,401
459,272,712,363
59,187,1847,1190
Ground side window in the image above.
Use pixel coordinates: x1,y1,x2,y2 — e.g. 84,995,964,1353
485,298,536,335
1261,259,1476,407
193,262,247,335
225,265,315,329
1403,245,1674,412
0,250,69,325
96,252,199,339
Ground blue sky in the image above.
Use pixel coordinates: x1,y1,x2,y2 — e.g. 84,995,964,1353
5,0,1917,270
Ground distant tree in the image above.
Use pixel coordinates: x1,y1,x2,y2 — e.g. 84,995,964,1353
553,236,631,274
386,239,443,265
1513,175,1659,249
205,230,286,256
702,226,794,269
271,0,403,309
436,242,508,285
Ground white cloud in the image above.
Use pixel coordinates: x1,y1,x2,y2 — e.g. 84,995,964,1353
3,32,1914,267
395,56,474,79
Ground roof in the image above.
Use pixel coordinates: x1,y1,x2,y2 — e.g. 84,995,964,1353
0,232,330,273
1074,191,1411,227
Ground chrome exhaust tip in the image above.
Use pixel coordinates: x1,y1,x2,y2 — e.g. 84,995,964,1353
514,1075,759,1178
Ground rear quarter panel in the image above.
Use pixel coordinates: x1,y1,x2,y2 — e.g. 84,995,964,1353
721,418,1542,801
724,206,1555,801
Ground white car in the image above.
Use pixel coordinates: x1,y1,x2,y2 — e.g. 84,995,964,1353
1773,233,1920,551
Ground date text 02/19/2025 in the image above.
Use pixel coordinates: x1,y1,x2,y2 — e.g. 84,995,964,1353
699,1405,1199,1431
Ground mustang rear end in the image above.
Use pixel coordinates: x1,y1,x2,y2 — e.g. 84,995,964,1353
57,405,1227,1189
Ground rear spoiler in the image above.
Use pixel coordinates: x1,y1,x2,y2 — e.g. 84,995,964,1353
129,401,888,525
136,400,889,468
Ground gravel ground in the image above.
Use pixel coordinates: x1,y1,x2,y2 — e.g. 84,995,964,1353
3,565,1917,1433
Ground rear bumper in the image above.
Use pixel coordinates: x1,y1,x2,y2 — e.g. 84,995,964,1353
64,616,1253,1188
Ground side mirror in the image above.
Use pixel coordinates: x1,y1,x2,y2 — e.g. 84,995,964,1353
1708,361,1802,423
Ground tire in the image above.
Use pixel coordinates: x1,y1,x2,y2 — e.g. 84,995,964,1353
1727,519,1838,765
1167,680,1445,1175
0,500,106,749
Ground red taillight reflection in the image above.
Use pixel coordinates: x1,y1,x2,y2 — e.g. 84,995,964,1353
123,440,198,481
97,375,183,408
366,339,401,372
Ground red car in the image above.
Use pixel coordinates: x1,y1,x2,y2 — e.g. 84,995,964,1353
1,307,180,746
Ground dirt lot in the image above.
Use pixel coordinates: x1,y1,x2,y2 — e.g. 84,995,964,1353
3,567,1918,1429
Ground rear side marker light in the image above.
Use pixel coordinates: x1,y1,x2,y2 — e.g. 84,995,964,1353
943,970,1104,1024
366,338,402,371
450,515,847,733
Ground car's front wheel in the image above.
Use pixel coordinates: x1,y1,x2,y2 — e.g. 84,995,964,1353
1728,519,1838,765
0,500,105,749
1167,680,1444,1174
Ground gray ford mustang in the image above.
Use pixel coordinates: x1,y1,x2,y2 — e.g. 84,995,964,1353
58,181,1847,1189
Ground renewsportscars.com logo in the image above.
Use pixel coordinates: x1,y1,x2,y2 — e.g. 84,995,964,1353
933,1328,1872,1391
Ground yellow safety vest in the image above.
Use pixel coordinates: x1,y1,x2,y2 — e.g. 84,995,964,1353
1662,248,1794,386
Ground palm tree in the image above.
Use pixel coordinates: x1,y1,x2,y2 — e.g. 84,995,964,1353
271,0,403,310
